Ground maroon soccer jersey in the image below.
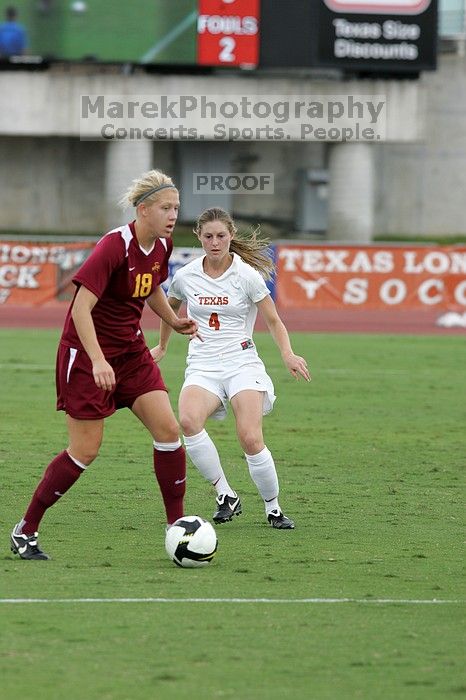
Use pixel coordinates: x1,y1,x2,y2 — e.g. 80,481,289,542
61,222,172,357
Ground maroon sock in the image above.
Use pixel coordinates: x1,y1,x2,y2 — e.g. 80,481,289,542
21,450,84,535
153,446,186,524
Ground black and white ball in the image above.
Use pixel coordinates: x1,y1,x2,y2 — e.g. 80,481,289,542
165,516,218,568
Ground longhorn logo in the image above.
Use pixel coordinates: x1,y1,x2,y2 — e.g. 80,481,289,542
293,276,328,299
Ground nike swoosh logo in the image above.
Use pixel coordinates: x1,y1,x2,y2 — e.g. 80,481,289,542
18,545,27,554
129,266,136,271
55,491,64,497
174,477,187,485
229,498,240,510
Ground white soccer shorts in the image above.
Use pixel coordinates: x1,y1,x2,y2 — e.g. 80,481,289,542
182,360,276,420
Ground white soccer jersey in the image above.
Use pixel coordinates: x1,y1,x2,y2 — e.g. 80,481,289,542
169,253,270,368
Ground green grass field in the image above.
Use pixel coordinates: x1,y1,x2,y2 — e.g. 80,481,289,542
1,329,464,700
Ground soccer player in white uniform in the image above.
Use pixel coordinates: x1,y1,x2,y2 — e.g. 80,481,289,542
152,208,310,529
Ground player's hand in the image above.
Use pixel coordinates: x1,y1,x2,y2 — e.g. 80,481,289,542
172,317,203,341
150,344,166,363
283,352,311,382
92,358,116,391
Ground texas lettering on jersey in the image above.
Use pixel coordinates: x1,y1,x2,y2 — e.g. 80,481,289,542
197,296,229,305
169,254,270,364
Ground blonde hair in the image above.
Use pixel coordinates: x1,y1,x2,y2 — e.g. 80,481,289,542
194,208,274,281
119,169,177,209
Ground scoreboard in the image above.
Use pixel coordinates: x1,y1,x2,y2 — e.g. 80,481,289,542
8,0,437,74
197,0,260,67
259,0,437,72
198,0,437,73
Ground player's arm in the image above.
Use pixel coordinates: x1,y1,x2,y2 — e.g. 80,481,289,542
71,285,116,391
256,295,311,382
149,295,183,362
147,287,200,361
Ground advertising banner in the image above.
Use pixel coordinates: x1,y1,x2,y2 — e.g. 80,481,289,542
0,241,206,306
259,0,437,73
3,240,463,312
276,244,466,310
313,0,438,72
0,240,95,306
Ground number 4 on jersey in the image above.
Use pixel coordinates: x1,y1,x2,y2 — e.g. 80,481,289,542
209,312,220,330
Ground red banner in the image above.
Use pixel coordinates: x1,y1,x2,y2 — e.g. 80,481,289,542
0,240,94,306
276,245,466,310
4,241,466,313
197,0,260,67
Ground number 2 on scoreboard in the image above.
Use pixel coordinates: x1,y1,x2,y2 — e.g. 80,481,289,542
209,312,220,330
219,37,235,63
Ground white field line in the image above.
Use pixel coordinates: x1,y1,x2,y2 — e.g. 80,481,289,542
0,597,463,605
322,369,410,374
320,369,466,375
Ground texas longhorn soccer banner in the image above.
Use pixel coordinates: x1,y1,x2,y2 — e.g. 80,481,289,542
1,240,465,311
276,244,466,310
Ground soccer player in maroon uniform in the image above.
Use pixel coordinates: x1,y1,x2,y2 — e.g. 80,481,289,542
10,170,198,560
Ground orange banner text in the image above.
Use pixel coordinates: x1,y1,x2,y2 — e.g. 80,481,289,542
276,245,466,310
0,240,95,306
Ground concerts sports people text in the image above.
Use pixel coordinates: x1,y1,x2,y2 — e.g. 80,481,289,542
152,208,310,530
10,170,198,560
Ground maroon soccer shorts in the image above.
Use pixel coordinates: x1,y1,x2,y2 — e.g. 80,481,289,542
56,343,167,419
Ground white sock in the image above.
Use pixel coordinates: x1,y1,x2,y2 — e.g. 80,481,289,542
245,446,280,515
183,430,236,497
153,439,182,451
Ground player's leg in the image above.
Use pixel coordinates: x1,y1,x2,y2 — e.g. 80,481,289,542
11,417,103,560
131,390,186,525
231,390,294,529
118,347,185,526
179,385,241,523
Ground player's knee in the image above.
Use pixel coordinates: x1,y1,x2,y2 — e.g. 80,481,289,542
157,420,181,444
167,428,181,443
70,448,99,466
239,431,263,455
179,412,202,437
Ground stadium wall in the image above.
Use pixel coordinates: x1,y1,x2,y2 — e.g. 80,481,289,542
0,60,464,238
374,50,466,237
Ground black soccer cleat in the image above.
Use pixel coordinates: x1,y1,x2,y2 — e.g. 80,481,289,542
267,509,295,529
213,494,242,524
10,525,50,560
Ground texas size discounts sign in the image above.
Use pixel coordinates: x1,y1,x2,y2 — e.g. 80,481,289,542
0,241,94,305
197,0,260,67
276,245,466,310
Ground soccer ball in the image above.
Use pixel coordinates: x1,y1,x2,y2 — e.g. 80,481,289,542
165,515,218,568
